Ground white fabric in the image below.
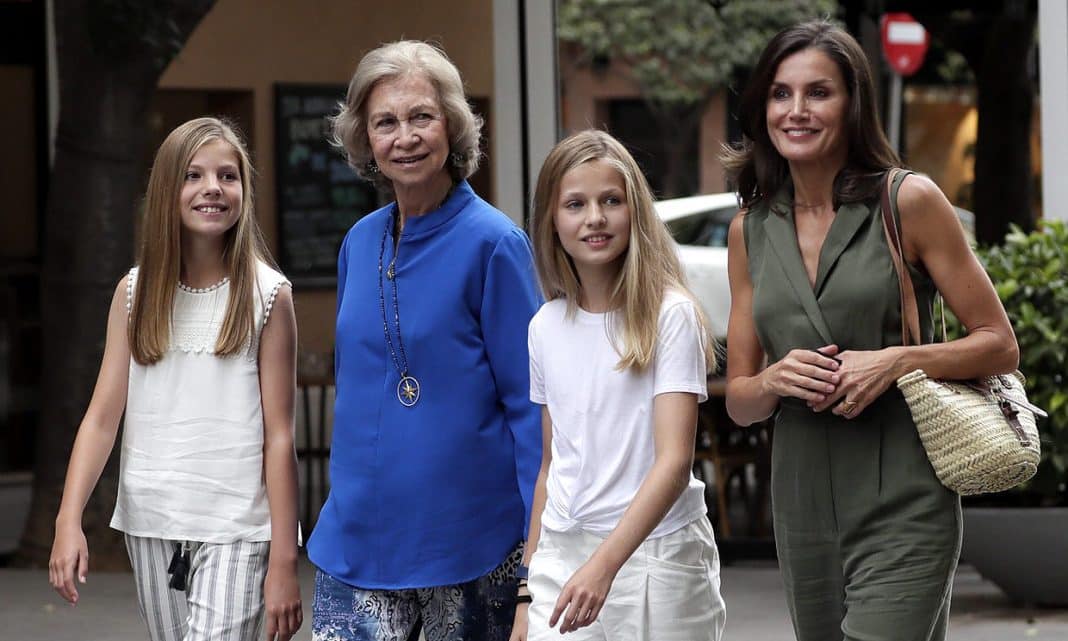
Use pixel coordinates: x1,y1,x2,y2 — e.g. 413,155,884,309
111,261,288,543
528,290,709,538
527,517,725,641
125,534,269,641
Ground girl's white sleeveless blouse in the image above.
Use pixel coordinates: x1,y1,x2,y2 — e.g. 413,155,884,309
110,262,289,543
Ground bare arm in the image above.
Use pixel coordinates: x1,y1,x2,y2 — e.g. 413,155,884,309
49,277,131,604
724,212,840,425
548,391,699,634
815,175,1019,416
509,406,553,641
258,285,303,640
894,174,1018,377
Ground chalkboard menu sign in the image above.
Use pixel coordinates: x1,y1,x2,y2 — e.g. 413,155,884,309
275,84,379,287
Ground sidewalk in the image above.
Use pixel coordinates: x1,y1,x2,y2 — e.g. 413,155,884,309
2,557,1066,641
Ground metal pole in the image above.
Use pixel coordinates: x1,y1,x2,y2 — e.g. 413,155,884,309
887,72,902,153
1039,0,1068,221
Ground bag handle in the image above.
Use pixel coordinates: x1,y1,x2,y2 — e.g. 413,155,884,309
879,169,923,347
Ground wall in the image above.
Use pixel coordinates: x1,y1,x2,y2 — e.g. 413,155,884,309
157,0,495,356
558,50,728,196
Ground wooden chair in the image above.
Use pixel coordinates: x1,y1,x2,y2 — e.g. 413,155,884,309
694,378,772,539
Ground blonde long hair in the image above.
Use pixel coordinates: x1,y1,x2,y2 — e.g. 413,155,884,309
531,129,716,372
129,117,271,365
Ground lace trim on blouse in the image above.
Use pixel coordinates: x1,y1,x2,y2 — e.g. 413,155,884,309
124,265,289,357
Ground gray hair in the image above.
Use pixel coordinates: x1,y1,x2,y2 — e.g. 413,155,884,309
331,40,483,189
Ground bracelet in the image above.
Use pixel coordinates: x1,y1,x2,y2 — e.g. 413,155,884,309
516,594,533,604
517,564,529,580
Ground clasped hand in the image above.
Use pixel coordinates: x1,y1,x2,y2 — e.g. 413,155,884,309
765,344,899,418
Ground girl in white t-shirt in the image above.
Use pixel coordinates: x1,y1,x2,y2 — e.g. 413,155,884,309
510,129,726,641
48,117,302,641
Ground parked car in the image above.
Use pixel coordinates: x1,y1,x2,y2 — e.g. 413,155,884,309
656,193,738,339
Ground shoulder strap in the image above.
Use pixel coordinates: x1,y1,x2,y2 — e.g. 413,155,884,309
879,169,922,347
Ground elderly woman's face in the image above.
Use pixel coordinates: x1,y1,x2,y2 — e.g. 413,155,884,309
766,48,848,166
365,73,450,192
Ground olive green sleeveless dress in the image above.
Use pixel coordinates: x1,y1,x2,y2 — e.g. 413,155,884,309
743,171,961,641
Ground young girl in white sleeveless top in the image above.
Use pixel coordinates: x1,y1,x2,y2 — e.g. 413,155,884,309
509,130,726,641
48,117,303,641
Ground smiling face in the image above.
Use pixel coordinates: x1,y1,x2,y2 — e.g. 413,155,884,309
179,138,243,239
365,73,451,195
553,158,632,283
766,47,849,168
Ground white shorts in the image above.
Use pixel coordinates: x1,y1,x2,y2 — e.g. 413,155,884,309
124,534,269,641
527,516,726,641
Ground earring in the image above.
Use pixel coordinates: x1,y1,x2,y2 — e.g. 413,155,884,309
366,160,380,175
450,152,465,168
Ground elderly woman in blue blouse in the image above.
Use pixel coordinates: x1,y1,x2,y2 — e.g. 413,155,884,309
307,41,542,641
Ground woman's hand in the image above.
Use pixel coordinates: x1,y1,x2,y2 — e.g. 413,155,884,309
263,562,303,641
509,602,529,641
49,521,88,605
549,556,617,634
761,344,841,404
811,347,904,417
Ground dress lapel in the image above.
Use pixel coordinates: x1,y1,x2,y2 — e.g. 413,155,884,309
812,200,869,294
762,200,836,345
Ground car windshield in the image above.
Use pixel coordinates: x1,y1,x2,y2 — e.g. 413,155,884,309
664,207,735,248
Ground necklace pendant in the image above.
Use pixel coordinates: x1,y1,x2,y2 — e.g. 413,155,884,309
397,375,420,407
387,265,395,280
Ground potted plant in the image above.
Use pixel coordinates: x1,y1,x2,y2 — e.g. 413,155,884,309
954,220,1068,606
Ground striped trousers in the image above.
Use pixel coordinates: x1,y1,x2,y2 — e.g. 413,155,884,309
124,534,270,641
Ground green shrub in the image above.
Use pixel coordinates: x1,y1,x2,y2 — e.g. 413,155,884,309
950,221,1068,505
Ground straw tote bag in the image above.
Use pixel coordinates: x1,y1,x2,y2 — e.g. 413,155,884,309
880,169,1046,495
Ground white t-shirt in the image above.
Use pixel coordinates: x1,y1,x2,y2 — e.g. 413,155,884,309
528,290,709,538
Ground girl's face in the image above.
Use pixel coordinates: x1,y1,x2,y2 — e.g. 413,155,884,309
180,139,243,239
553,159,631,279
766,47,849,167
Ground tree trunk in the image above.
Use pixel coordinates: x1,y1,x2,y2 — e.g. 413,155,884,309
16,0,215,569
971,9,1036,244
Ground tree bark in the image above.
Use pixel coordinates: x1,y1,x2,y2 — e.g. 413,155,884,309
16,0,215,569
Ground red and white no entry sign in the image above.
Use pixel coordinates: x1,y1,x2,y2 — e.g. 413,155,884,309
881,12,929,76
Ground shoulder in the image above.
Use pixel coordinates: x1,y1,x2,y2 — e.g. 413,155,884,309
464,197,525,242
659,290,700,325
531,299,566,326
896,172,949,212
343,204,392,246
728,208,752,244
255,260,290,291
894,172,959,230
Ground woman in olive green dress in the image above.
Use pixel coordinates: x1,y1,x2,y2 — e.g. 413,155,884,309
722,20,1018,641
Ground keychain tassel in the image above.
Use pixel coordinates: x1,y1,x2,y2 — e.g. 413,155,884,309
167,543,191,592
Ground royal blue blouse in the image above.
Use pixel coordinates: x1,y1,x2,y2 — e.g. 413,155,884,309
308,180,543,589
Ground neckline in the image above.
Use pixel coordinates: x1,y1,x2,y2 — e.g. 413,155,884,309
178,277,229,294
387,180,474,241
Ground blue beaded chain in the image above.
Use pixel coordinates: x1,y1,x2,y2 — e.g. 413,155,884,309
378,208,418,405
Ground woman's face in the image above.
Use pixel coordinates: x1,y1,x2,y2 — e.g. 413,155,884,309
365,73,450,193
766,47,849,167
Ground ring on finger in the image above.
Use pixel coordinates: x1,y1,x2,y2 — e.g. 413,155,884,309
840,399,858,413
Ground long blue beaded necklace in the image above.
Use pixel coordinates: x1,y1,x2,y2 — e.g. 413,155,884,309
379,208,420,407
